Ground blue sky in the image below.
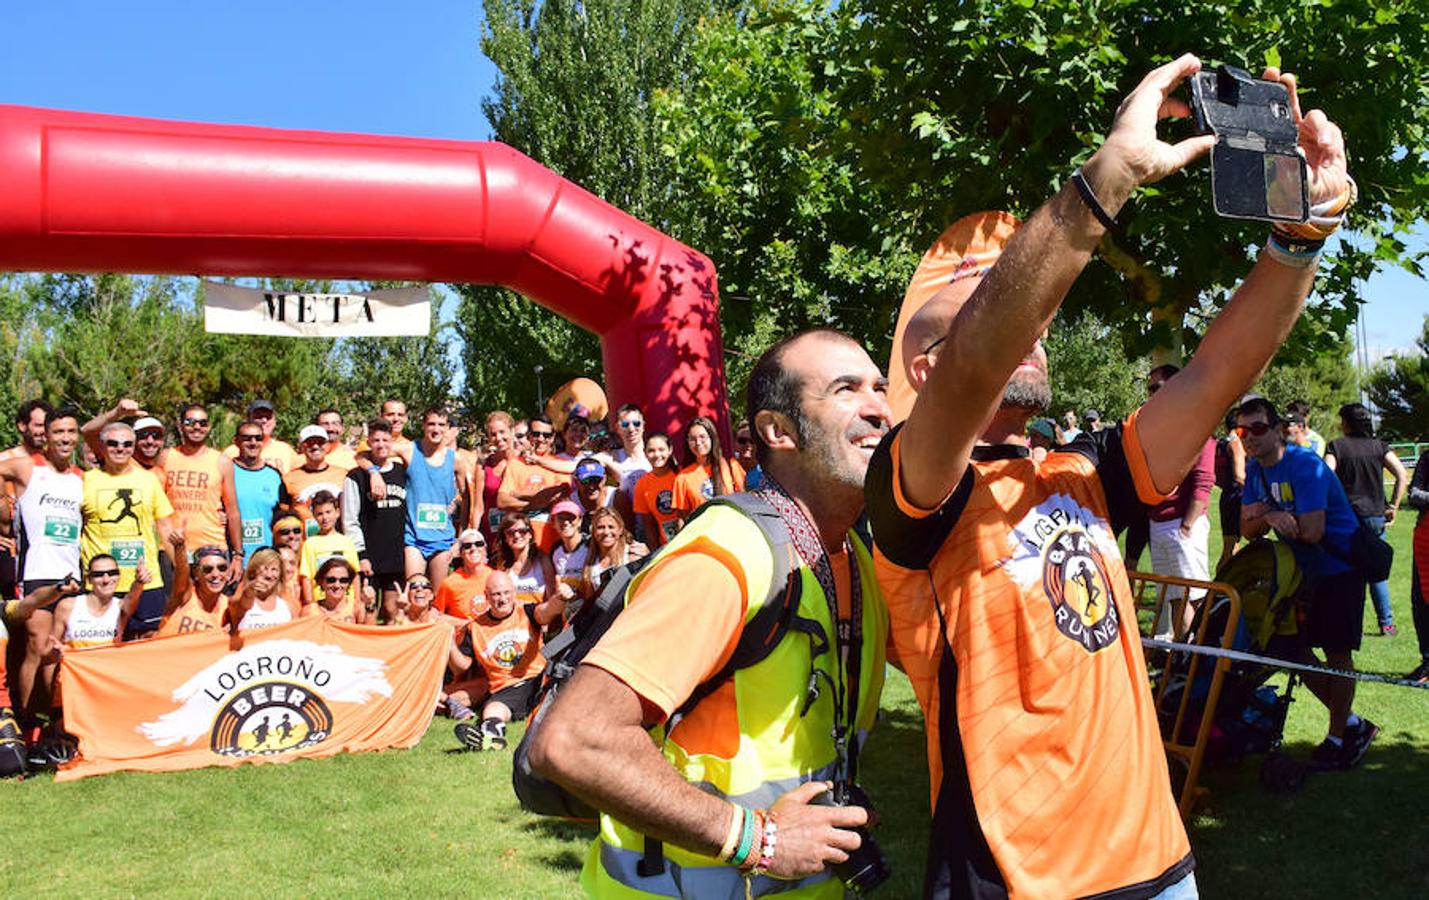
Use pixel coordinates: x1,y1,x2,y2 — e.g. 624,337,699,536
3,2,1423,358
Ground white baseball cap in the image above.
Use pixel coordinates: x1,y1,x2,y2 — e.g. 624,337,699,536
298,425,328,445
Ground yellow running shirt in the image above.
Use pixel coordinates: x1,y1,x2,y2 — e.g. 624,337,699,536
81,466,172,592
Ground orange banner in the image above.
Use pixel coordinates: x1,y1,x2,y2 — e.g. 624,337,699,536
57,617,448,781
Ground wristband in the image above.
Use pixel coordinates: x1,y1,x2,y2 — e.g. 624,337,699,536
1264,229,1323,269
1070,168,1118,231
717,804,745,863
366,465,380,475
730,808,757,867
752,811,779,875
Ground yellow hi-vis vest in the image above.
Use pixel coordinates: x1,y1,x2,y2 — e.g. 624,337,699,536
581,504,888,898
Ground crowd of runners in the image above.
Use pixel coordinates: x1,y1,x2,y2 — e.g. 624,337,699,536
0,391,765,767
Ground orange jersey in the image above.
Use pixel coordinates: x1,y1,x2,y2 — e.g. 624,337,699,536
282,464,346,532
434,565,491,619
319,594,360,624
463,604,545,693
671,458,745,513
631,468,681,546
865,417,1191,899
158,590,231,638
224,438,297,474
163,446,228,551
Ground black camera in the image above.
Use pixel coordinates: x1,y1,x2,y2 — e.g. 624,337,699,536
816,782,891,894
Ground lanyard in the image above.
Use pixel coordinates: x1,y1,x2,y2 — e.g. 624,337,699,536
755,477,864,784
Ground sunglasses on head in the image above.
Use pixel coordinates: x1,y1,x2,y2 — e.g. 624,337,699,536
1236,421,1275,437
323,575,352,585
105,439,134,449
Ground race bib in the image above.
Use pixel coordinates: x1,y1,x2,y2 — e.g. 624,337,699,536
416,503,450,530
111,539,145,566
661,519,680,541
43,515,81,545
241,518,265,544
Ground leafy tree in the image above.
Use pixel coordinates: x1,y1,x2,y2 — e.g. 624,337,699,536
1249,327,1359,436
457,0,725,415
1044,309,1150,425
1366,315,1429,440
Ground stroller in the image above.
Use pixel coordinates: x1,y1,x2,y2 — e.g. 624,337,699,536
1154,537,1309,793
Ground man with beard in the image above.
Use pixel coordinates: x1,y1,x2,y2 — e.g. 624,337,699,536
0,406,82,733
868,58,1351,898
2,400,53,602
163,404,243,584
232,421,292,565
531,329,892,897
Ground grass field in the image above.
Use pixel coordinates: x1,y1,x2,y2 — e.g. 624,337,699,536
2,495,1425,898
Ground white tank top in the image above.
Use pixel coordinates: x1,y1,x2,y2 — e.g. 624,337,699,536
64,595,123,649
17,462,84,581
238,595,293,632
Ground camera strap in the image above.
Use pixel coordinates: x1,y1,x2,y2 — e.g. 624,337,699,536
756,477,864,786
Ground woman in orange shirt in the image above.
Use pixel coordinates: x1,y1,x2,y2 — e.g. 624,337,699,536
632,432,681,547
306,557,367,624
671,415,745,514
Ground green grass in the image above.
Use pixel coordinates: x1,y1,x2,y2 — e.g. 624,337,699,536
2,492,1424,898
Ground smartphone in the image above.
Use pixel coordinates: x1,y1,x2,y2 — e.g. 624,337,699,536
1189,64,1309,223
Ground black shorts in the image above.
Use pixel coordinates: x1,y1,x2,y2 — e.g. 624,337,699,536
368,572,403,593
488,678,541,721
21,578,65,612
1302,568,1367,653
124,586,171,639
1218,490,1242,538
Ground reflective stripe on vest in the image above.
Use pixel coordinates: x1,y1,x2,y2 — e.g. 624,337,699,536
585,505,888,898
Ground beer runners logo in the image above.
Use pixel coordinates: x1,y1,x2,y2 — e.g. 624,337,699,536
486,626,531,668
1001,494,1123,654
138,639,392,757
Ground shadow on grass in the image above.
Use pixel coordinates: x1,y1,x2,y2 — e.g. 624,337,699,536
521,817,596,873
1190,738,1429,898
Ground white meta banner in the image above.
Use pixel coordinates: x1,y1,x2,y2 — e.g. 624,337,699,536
203,281,431,337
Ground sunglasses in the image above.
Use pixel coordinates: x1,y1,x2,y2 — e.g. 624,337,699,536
460,541,485,550
618,419,643,429
530,430,554,440
89,569,121,578
408,581,432,590
105,439,134,449
276,527,303,537
238,433,264,442
505,526,533,536
198,564,226,574
1236,422,1275,438
923,335,948,356
302,438,326,447
136,430,164,440
323,576,352,585
182,417,210,427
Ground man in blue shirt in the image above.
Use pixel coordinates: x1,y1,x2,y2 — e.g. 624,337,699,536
1238,397,1376,770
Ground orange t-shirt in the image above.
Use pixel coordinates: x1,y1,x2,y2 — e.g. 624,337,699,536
464,605,545,692
864,416,1191,899
282,464,347,533
224,438,296,474
498,456,567,550
631,468,681,546
163,446,228,551
670,459,746,514
434,565,492,619
157,589,231,638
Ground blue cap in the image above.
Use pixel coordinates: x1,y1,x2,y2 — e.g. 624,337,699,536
574,457,605,483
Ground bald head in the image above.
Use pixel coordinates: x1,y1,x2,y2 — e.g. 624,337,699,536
485,570,516,616
901,279,982,390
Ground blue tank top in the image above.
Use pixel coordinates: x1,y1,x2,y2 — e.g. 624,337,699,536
234,464,285,564
404,446,457,546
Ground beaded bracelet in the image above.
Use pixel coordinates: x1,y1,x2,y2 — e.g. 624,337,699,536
752,811,779,875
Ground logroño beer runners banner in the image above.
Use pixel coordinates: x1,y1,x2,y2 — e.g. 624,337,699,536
203,281,431,337
56,617,447,781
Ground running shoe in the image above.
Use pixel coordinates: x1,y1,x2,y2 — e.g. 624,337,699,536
1379,624,1398,637
1407,660,1429,684
1308,738,1347,771
1342,718,1379,769
454,721,484,751
482,718,508,751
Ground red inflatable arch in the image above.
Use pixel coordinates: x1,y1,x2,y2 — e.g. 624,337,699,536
0,104,730,440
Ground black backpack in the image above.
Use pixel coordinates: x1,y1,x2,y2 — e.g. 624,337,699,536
512,492,819,821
